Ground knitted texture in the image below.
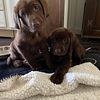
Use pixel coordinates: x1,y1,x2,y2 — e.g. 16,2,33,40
0,62,100,100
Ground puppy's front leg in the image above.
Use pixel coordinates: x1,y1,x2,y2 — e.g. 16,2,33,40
50,59,72,84
17,44,39,70
7,42,24,67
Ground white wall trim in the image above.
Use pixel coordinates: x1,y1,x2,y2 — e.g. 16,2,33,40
64,0,69,28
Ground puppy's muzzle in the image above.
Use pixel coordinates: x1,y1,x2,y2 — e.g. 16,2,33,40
30,22,40,32
54,47,67,56
29,16,43,32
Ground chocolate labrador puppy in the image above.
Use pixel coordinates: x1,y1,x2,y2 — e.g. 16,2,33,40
7,0,52,70
48,27,85,84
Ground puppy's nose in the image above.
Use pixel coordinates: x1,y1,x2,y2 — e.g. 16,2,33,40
32,21,40,27
34,20,41,26
55,49,62,54
32,18,40,24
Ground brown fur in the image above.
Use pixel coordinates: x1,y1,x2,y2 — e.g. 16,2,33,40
7,0,52,70
48,27,85,84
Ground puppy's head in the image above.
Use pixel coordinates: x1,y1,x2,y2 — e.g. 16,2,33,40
49,28,71,56
14,0,49,33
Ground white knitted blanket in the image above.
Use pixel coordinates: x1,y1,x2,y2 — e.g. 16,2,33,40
0,62,100,100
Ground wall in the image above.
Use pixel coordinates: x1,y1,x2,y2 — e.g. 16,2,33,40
64,0,86,34
0,0,17,37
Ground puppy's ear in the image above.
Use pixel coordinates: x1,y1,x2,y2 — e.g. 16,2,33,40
13,7,21,29
38,0,49,18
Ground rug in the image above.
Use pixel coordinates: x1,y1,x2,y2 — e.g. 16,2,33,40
0,62,99,100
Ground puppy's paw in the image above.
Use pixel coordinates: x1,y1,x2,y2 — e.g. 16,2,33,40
23,60,29,66
13,60,23,67
50,73,64,84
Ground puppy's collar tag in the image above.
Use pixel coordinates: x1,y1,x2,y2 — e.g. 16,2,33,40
48,47,51,52
39,49,42,54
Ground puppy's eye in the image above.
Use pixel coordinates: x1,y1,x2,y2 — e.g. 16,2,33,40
63,39,67,44
33,4,40,12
